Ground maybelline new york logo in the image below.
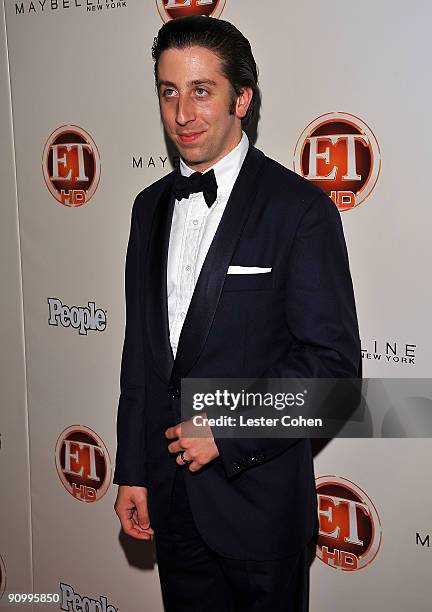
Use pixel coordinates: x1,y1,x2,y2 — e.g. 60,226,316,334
60,582,118,612
316,475,382,571
42,125,101,207
416,532,430,549
48,298,107,335
15,0,127,16
156,0,226,22
55,425,111,502
294,112,381,211
362,339,417,366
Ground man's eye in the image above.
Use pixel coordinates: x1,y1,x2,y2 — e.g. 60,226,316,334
162,89,176,98
195,88,208,97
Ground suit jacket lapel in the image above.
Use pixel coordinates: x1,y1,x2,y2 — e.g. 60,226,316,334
170,145,266,384
145,179,176,383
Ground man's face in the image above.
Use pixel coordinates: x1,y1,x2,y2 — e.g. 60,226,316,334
157,45,247,172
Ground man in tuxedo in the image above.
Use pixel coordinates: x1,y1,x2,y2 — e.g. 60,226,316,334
113,15,361,612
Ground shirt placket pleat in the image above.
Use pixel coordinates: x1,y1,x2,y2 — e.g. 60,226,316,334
171,193,207,356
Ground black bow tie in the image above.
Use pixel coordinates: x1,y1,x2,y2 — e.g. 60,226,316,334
173,168,218,208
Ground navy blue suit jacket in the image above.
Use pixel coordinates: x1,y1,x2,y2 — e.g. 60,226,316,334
113,144,361,560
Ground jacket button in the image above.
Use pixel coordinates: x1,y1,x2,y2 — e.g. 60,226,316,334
171,387,180,400
232,461,241,471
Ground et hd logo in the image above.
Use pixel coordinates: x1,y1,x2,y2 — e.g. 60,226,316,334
294,112,381,211
316,475,382,571
55,425,111,503
156,0,226,22
42,125,101,207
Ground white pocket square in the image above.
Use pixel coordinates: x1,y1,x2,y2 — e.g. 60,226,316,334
227,266,272,275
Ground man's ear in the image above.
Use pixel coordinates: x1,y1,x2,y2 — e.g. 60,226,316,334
235,87,253,120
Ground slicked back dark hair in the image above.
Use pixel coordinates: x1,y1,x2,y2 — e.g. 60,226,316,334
151,15,260,127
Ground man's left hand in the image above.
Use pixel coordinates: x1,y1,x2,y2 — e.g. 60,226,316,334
165,417,219,472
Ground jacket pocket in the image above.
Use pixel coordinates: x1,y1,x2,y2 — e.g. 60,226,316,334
222,272,274,291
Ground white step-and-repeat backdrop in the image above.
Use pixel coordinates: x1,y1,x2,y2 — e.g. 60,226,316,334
1,1,431,610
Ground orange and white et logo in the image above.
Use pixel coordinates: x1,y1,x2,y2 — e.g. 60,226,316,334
316,476,382,571
0,554,6,601
156,0,226,22
293,112,381,211
42,125,101,207
55,425,111,502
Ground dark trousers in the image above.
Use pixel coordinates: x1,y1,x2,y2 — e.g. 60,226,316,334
154,467,309,612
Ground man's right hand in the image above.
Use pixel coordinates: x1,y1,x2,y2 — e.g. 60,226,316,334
114,485,154,540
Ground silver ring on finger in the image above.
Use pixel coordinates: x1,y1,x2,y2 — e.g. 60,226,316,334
180,450,192,465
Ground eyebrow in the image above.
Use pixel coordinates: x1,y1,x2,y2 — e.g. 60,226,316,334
158,79,217,89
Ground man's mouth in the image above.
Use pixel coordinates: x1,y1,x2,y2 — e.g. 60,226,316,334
178,132,204,144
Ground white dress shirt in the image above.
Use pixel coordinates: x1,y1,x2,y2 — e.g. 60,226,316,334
167,131,250,358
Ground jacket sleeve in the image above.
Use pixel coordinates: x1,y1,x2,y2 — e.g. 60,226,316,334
214,192,362,478
113,198,148,487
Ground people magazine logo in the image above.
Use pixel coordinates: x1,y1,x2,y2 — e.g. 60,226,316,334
60,582,118,612
48,298,107,336
0,554,6,602
42,125,101,207
316,475,382,571
156,0,226,22
55,425,111,502
293,112,381,211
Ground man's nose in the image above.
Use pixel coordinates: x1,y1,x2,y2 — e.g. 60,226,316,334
176,95,195,125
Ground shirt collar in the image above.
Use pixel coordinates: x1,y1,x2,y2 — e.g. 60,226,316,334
179,131,250,198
